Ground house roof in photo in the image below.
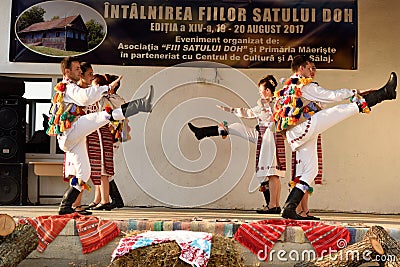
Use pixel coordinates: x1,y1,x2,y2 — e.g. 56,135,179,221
19,15,82,33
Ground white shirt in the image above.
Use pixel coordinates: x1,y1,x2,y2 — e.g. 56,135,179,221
289,74,355,104
231,100,274,128
62,78,109,107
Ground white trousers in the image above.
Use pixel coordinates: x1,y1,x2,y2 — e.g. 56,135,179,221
286,103,359,185
228,122,258,144
57,111,112,184
228,122,285,182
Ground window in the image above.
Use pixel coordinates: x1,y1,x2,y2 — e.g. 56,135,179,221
24,78,63,158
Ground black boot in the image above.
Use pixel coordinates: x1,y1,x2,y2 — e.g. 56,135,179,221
109,180,124,209
121,85,154,117
256,181,271,214
262,189,270,207
281,187,305,220
188,123,220,140
58,187,81,215
260,181,270,207
364,72,397,108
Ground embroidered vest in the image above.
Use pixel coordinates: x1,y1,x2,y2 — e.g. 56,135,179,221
273,77,320,132
46,82,85,136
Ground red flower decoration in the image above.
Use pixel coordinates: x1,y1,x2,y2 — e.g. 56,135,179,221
284,97,290,104
104,106,112,114
294,88,302,97
55,82,66,92
293,177,301,184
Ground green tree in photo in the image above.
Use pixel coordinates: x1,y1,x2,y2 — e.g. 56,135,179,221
86,19,105,49
17,6,46,31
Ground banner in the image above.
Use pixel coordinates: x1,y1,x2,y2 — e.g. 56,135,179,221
10,0,357,69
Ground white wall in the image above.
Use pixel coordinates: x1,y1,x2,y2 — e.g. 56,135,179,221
1,0,400,213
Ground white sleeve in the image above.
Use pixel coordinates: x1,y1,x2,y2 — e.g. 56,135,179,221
64,83,109,106
301,83,355,103
231,106,258,119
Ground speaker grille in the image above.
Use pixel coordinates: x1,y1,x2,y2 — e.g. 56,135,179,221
0,168,19,205
0,137,18,160
0,107,18,129
0,163,27,205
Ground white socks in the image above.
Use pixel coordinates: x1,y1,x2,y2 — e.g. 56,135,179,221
111,108,125,120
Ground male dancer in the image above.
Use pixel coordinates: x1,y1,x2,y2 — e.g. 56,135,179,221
293,61,321,220
48,57,154,215
275,55,397,220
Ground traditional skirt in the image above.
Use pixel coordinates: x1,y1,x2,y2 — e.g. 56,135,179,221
86,125,115,185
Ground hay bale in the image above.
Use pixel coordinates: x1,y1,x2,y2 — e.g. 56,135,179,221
208,234,245,267
109,231,245,267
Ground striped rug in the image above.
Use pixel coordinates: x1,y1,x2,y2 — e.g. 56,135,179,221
21,213,120,254
234,219,350,261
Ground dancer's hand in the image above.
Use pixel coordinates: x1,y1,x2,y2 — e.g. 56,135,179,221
109,75,123,92
216,105,233,112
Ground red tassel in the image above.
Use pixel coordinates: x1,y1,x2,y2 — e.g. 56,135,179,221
104,106,112,114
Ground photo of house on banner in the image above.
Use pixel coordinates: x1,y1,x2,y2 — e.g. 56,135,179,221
14,1,106,57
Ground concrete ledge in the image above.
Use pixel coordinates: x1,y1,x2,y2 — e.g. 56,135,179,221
16,217,400,266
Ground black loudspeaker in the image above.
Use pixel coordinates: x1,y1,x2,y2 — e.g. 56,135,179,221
0,163,28,205
0,96,26,163
0,76,25,96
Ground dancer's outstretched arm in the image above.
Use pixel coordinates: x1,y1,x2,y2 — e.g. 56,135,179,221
216,104,256,119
